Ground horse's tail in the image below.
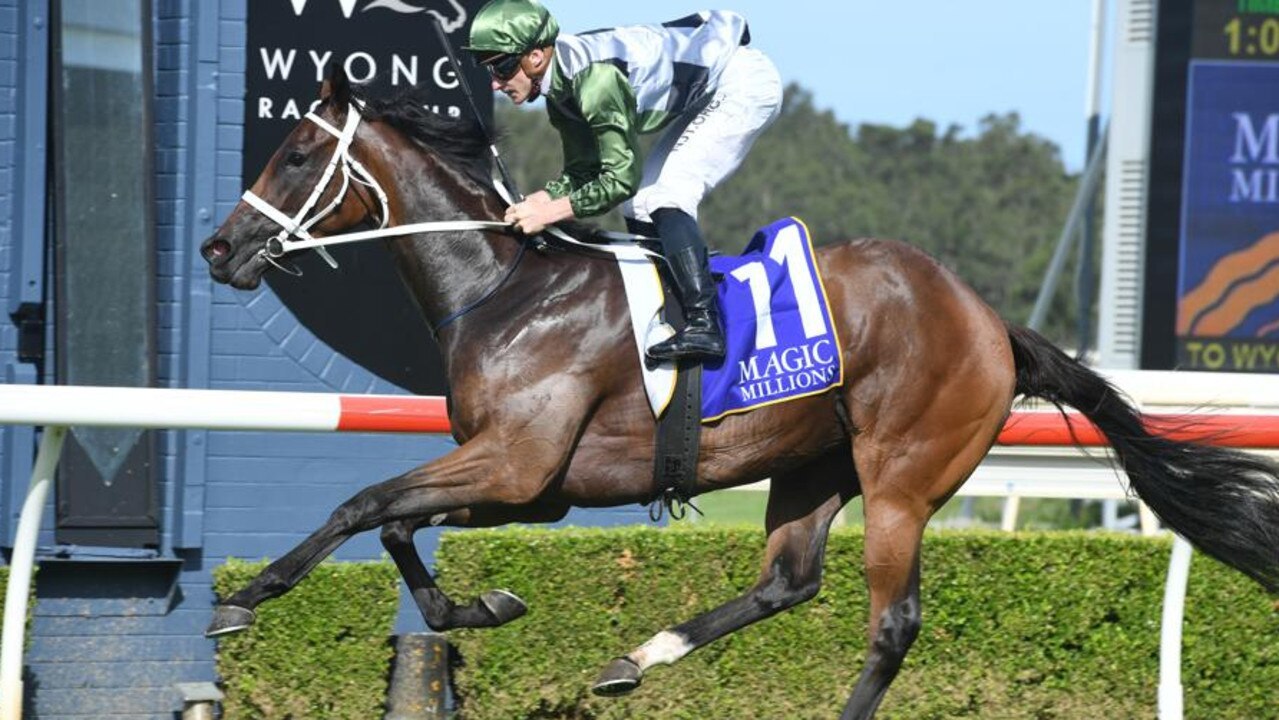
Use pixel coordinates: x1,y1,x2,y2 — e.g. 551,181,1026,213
1006,322,1279,593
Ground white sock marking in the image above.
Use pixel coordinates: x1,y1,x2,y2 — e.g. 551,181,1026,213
630,630,693,671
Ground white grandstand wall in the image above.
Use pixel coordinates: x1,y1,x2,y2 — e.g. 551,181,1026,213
1098,0,1159,369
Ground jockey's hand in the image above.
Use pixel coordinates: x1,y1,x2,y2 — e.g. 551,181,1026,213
505,195,575,235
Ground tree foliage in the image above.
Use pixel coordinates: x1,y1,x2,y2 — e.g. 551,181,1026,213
495,84,1090,342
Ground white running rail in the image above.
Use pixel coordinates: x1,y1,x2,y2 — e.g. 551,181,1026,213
0,387,447,720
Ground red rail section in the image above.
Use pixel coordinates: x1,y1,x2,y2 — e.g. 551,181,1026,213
334,396,1279,449
998,412,1279,449
337,395,451,434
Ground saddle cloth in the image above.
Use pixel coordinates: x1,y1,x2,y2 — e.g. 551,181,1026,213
616,217,844,422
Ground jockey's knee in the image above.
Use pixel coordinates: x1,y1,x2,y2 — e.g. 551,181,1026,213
650,207,704,256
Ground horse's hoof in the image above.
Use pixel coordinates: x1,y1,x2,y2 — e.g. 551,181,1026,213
479,589,528,625
205,605,256,637
592,657,643,697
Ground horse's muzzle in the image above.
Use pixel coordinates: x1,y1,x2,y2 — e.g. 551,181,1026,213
200,234,243,286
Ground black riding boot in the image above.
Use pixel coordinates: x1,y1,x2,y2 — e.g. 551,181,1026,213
645,209,725,364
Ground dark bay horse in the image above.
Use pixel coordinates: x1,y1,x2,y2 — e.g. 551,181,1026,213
200,68,1279,718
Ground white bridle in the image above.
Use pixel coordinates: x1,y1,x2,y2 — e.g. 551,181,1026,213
238,102,659,272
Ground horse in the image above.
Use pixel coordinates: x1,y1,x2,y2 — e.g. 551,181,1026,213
199,66,1279,718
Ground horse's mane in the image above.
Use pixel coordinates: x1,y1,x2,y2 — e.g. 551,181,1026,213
351,86,494,187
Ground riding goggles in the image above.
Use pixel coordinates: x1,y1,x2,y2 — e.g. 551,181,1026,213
482,53,524,81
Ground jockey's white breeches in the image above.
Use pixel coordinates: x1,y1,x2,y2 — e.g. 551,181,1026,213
622,46,784,224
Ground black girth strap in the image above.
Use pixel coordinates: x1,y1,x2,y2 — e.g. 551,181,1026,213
631,215,704,521
647,260,704,521
650,361,703,521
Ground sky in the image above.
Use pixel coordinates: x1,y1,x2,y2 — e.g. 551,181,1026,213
541,2,1114,172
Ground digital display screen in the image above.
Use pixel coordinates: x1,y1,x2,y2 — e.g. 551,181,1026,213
1145,0,1279,371
1194,1,1279,59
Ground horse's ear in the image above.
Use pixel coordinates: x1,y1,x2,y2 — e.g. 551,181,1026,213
319,63,351,107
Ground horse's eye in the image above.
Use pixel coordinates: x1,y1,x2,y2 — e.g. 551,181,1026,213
286,151,306,167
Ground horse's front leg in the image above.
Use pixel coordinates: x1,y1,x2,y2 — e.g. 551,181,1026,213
380,501,570,631
205,432,570,637
592,451,856,695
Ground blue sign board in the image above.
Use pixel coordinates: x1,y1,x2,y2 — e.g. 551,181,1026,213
1177,61,1279,370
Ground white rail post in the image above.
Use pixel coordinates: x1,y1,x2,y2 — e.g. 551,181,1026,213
1000,495,1021,532
1158,536,1193,720
0,426,67,720
1137,502,1160,537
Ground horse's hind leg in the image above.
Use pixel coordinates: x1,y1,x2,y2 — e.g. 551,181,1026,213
381,501,569,631
838,404,1006,718
839,484,927,720
592,450,856,696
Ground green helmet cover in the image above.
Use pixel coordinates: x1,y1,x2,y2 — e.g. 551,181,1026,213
465,0,559,56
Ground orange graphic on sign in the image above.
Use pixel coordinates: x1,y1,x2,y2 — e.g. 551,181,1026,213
1178,231,1279,337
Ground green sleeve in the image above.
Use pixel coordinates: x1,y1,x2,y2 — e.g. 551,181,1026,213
542,106,580,200
543,173,575,199
546,63,642,218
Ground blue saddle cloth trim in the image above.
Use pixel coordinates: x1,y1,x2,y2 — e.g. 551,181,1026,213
702,217,844,421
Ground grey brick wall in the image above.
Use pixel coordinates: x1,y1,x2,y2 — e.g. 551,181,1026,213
0,0,17,490
24,4,207,718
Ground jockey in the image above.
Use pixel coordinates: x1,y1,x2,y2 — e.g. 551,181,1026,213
465,0,783,364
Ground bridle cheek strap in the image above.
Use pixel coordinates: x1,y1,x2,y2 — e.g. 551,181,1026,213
240,106,375,269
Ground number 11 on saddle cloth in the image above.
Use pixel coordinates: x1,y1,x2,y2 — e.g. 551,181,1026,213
618,217,844,421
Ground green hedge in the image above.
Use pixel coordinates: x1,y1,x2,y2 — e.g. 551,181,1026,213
212,559,400,720
435,527,1279,720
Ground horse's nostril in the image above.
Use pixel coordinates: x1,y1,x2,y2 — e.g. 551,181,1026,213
203,238,231,261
